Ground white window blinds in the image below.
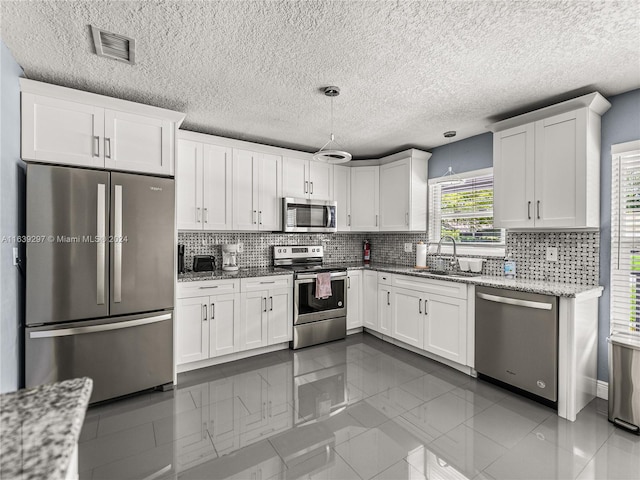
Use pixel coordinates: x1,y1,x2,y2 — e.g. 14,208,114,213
429,170,505,245
611,147,640,336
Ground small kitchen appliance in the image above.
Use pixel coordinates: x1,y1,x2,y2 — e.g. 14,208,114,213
178,244,185,274
282,198,337,233
274,245,347,349
221,244,239,271
193,255,215,272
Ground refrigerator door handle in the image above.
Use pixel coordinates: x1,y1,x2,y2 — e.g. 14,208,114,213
97,183,106,305
114,184,123,303
29,313,172,338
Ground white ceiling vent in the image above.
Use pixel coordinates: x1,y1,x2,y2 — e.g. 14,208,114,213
90,25,135,64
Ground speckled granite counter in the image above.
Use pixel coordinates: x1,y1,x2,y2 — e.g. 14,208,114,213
330,262,602,298
178,267,292,282
0,377,92,480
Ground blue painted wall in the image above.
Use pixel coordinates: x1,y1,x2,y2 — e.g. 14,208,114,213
598,89,640,382
427,132,493,178
0,41,25,393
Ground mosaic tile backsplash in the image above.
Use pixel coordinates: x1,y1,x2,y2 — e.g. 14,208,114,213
178,231,598,286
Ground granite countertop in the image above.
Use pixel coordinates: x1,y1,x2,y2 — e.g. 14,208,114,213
178,266,293,282
0,377,93,480
331,262,603,298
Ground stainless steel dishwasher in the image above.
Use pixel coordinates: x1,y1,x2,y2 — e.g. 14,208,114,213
475,286,558,405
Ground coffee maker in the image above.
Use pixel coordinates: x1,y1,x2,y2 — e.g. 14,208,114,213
221,244,239,271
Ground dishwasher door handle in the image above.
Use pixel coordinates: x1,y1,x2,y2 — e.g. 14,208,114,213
476,292,553,310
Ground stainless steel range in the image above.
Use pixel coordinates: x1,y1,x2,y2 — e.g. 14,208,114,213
274,246,347,349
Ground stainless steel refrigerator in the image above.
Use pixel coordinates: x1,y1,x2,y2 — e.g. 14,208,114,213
25,164,175,403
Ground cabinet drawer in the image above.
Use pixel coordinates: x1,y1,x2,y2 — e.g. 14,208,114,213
378,272,392,285
241,275,293,292
392,274,467,300
177,279,239,298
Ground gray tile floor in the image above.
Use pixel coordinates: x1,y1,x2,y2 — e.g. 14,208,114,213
78,333,640,479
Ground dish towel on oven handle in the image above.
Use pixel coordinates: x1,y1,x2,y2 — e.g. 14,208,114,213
315,272,332,299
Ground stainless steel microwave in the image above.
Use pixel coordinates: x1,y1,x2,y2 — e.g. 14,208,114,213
282,198,337,233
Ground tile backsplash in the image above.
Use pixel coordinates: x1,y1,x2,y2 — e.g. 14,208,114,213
178,230,599,286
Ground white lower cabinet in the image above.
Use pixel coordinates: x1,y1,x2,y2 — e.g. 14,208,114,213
363,270,379,330
176,291,240,365
391,289,424,349
423,294,467,365
346,270,362,329
377,285,393,336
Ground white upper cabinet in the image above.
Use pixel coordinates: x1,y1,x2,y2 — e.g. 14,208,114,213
233,149,282,231
350,166,380,231
21,79,184,175
282,157,333,200
346,270,362,329
379,153,428,232
333,165,351,231
490,92,610,229
176,136,232,231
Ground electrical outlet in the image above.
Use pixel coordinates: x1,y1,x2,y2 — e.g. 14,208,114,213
404,243,413,253
546,246,558,262
237,242,244,253
12,247,19,266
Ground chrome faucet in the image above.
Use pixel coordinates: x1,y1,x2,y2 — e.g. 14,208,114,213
436,235,457,270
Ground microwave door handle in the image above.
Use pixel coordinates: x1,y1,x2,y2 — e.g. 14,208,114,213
326,206,332,228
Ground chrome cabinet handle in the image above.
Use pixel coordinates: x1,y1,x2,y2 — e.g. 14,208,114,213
263,297,267,313
259,211,262,225
253,210,257,224
114,185,123,303
406,212,409,225
93,136,100,157
310,182,314,194
348,214,351,226
260,281,275,284
419,299,422,314
537,200,541,219
204,208,208,223
376,214,378,227
387,291,390,306
348,277,351,288
270,296,273,311
96,183,106,305
203,304,207,321
105,137,111,159
425,299,428,315
211,303,215,320
527,201,531,220
196,207,201,223
304,181,308,194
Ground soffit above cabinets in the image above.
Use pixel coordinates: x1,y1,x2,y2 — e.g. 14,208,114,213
2,1,639,158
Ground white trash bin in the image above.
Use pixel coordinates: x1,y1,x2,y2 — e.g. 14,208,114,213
608,333,640,435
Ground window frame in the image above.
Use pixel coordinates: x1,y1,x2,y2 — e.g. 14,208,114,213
428,167,505,257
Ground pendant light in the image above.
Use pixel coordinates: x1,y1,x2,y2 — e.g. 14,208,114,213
437,131,465,186
313,86,352,164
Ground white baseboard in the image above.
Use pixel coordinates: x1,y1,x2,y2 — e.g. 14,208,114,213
597,380,608,400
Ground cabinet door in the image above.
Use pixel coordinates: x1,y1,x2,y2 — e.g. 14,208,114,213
267,287,292,345
209,293,239,357
380,159,410,231
350,166,380,231
346,271,362,329
424,295,467,365
258,153,282,231
176,139,203,230
282,157,308,199
203,144,233,230
309,161,333,200
104,109,172,175
378,286,392,335
363,270,378,330
232,149,258,230
176,296,209,364
334,165,351,231
392,289,424,348
534,109,586,228
493,124,535,228
22,93,104,167
240,290,267,350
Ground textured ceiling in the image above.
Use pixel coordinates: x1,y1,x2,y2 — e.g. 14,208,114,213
2,0,639,158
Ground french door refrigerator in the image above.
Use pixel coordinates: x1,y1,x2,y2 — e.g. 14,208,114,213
25,164,175,403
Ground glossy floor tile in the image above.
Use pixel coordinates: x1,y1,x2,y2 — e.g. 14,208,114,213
78,333,640,480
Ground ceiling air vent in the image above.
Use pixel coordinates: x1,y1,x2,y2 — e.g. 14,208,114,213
90,25,135,64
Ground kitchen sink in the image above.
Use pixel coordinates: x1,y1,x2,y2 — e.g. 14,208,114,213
422,270,481,278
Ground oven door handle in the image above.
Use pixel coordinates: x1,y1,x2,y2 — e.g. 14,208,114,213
296,271,347,281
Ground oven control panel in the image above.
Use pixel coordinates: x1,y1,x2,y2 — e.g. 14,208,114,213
273,245,323,260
